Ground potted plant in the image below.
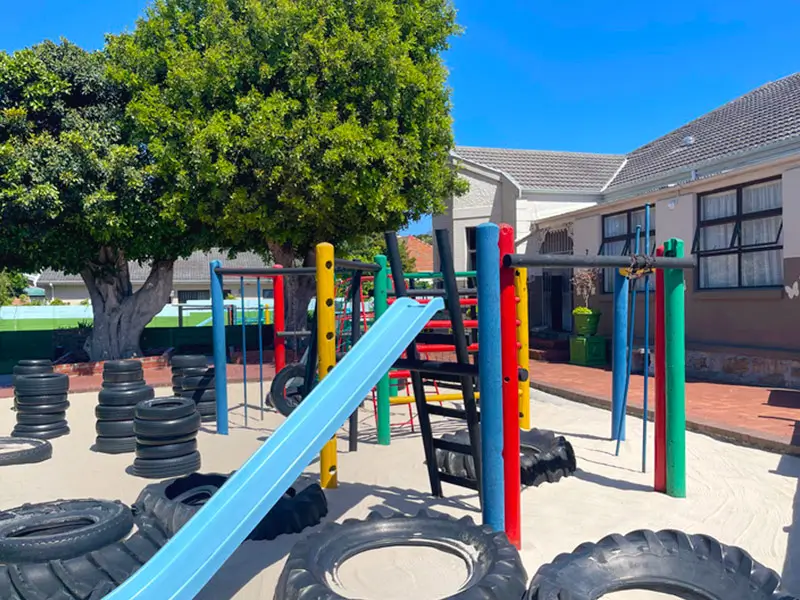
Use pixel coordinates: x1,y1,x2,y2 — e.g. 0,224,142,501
571,268,602,336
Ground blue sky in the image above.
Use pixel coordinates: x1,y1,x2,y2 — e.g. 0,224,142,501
4,0,799,235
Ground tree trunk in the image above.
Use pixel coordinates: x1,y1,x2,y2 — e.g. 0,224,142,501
268,243,316,337
81,248,175,361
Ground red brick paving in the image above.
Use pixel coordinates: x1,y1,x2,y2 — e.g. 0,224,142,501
529,361,800,454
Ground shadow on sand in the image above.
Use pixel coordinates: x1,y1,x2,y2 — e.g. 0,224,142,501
775,419,800,596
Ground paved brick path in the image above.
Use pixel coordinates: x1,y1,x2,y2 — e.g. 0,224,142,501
529,361,800,455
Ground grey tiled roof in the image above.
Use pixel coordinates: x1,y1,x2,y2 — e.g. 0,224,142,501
38,250,270,285
454,146,625,191
608,72,800,190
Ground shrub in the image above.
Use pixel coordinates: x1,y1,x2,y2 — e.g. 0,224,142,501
571,269,601,314
50,298,66,306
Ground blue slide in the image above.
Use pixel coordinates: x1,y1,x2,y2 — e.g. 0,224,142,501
106,296,444,600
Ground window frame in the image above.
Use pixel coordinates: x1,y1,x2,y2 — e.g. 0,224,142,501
692,176,783,291
599,205,657,293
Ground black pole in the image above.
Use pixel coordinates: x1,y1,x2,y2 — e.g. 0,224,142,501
384,231,443,497
348,270,362,452
503,252,696,270
302,304,318,397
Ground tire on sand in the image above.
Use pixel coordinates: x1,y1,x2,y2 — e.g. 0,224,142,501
435,428,577,487
0,437,52,466
0,513,168,600
133,472,326,540
269,363,307,417
276,510,527,600
526,529,781,600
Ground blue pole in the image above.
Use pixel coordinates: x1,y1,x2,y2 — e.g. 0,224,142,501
642,207,651,472
257,277,264,420
616,226,641,455
611,270,629,441
209,260,229,435
240,277,248,427
476,222,504,532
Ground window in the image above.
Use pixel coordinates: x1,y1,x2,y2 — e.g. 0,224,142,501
465,227,478,271
178,289,210,303
262,288,274,299
693,178,783,289
599,206,656,292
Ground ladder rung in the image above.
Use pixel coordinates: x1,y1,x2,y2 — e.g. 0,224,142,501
432,438,472,455
427,405,467,419
394,359,479,378
438,472,479,490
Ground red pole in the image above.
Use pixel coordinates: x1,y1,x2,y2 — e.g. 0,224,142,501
273,267,286,373
654,246,667,493
499,224,521,549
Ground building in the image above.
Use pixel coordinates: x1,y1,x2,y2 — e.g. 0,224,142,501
445,73,800,388
37,250,272,304
400,235,434,272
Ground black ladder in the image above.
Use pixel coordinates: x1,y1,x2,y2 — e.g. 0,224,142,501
384,230,482,502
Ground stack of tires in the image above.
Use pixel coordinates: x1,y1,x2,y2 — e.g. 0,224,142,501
95,360,155,454
12,359,53,386
132,397,202,479
171,355,216,423
12,372,70,440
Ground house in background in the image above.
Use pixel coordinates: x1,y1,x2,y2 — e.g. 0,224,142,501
37,250,271,304
445,72,800,388
400,235,434,272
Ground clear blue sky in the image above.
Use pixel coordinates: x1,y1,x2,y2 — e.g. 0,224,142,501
4,0,799,235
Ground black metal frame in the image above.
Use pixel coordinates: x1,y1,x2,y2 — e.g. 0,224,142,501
692,176,783,290
503,253,695,270
599,205,657,293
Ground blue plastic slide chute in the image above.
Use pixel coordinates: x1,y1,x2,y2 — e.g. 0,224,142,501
106,296,444,600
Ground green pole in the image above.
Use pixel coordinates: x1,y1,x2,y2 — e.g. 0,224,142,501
663,238,686,498
374,254,391,445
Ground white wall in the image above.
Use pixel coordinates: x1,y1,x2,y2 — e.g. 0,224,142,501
516,192,599,253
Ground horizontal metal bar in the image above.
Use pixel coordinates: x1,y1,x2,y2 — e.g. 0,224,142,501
214,267,315,277
276,331,312,338
415,332,463,345
404,271,477,279
503,253,696,270
425,320,478,330
394,359,479,378
334,259,382,273
427,405,468,419
438,472,479,490
432,439,472,454
387,297,478,306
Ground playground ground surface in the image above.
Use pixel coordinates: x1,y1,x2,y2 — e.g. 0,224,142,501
1,384,797,599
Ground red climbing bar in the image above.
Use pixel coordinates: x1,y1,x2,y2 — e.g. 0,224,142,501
425,320,479,329
388,297,478,306
273,268,286,373
654,246,667,493
417,343,479,353
499,224,521,549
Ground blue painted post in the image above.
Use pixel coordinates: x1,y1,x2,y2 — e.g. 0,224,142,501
257,277,264,420
476,222,504,532
240,277,248,427
209,260,229,435
612,270,629,441
642,206,652,472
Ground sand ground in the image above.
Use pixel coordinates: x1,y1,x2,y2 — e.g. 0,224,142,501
1,383,798,599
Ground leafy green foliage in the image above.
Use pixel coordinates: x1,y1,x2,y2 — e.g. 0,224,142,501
339,233,415,273
0,270,28,305
107,0,466,257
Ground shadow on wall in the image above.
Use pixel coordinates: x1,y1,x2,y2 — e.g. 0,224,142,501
777,421,800,596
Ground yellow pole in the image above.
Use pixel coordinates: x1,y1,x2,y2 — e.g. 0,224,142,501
316,242,338,488
515,267,531,430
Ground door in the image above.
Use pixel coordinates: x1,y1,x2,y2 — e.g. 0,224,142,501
550,275,564,331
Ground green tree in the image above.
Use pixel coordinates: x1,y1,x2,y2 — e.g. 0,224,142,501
0,41,241,359
107,0,465,327
339,233,416,273
415,233,433,245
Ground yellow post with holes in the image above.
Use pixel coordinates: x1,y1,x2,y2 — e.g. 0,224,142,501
316,242,338,488
515,268,531,430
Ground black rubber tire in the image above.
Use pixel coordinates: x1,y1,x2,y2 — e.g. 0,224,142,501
15,412,66,426
276,510,527,600
131,451,202,479
133,412,201,438
196,401,217,417
519,428,577,487
134,397,196,421
16,359,53,368
102,369,144,384
174,366,213,379
170,354,208,368
101,380,149,391
95,420,134,438
134,432,198,446
12,420,68,433
98,385,155,406
526,529,781,599
0,500,134,563
103,359,142,373
15,399,69,414
0,513,167,599
95,403,136,421
0,437,52,466
12,362,53,377
13,393,68,407
135,439,197,460
435,428,577,487
132,473,323,540
178,388,216,402
11,426,70,440
181,373,215,391
94,435,137,454
270,363,307,417
13,373,69,396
